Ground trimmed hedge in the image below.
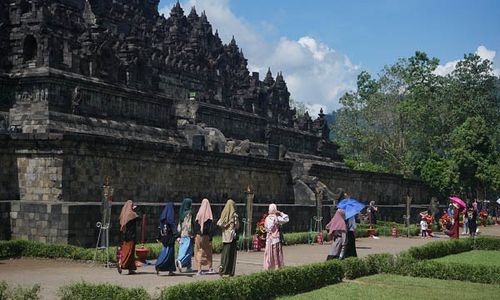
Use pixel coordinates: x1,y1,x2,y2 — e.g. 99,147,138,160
341,257,370,279
0,281,40,300
400,261,500,284
54,260,343,300
159,260,344,300
59,282,150,300
356,222,420,238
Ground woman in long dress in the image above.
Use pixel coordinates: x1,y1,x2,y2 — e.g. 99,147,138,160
117,200,140,275
345,216,357,258
176,198,194,273
155,202,178,276
194,198,215,275
217,199,239,277
468,202,478,238
264,203,289,270
447,203,462,239
325,208,347,260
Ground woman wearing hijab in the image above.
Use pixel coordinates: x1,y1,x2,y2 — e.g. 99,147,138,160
117,200,140,275
447,202,463,239
468,202,478,238
155,202,179,276
176,198,194,273
217,199,239,277
345,215,358,258
194,198,215,275
325,208,347,260
264,203,289,270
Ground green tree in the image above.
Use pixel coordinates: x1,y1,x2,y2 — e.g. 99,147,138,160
333,51,500,198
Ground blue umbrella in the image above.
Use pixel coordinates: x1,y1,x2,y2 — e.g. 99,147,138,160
337,198,365,220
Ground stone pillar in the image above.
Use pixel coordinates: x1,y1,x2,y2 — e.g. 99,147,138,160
16,150,63,201
10,146,68,243
245,185,254,238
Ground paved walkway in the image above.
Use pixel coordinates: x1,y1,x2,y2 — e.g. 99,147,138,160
1,225,499,299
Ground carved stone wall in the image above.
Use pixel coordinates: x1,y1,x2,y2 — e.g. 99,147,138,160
309,164,431,205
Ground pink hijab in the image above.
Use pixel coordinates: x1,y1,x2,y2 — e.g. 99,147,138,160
195,198,213,232
326,209,346,236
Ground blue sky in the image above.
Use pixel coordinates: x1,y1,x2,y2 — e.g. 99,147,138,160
158,0,500,113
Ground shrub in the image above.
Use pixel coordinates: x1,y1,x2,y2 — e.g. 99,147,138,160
58,282,150,300
341,257,370,279
474,236,500,250
0,281,41,300
160,260,344,300
403,238,473,260
408,261,500,284
364,253,395,274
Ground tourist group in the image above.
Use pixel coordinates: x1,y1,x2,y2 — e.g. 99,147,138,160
117,198,291,276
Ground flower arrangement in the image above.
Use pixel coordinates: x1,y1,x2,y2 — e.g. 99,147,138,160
479,210,489,227
439,212,451,230
255,213,268,248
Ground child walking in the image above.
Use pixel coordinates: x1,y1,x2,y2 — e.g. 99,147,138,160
420,219,428,238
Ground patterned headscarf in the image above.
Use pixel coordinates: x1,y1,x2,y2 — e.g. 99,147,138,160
179,198,192,223
195,198,213,232
119,200,138,232
218,199,236,227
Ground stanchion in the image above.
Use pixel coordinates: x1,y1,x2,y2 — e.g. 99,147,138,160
93,221,110,267
241,218,248,252
313,216,323,244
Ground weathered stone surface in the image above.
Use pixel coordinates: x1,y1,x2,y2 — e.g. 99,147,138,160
0,1,435,246
232,139,251,156
293,179,316,205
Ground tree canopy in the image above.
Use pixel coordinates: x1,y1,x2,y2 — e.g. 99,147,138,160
333,51,500,199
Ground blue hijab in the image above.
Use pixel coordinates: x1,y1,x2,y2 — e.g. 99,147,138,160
160,202,175,227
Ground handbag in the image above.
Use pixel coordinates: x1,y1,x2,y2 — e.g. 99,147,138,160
159,224,177,247
279,226,286,245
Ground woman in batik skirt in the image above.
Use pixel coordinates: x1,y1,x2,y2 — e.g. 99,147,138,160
117,200,140,275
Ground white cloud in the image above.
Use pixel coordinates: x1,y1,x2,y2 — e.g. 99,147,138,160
159,0,360,113
265,36,359,114
433,60,459,77
434,45,500,77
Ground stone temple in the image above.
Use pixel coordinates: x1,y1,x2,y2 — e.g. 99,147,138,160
0,1,431,246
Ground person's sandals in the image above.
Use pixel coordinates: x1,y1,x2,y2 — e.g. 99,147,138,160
175,260,183,273
117,264,122,274
196,271,204,276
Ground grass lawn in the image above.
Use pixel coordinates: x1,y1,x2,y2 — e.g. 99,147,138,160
431,250,500,267
279,274,500,300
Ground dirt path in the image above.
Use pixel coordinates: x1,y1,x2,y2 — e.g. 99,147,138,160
1,225,499,299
